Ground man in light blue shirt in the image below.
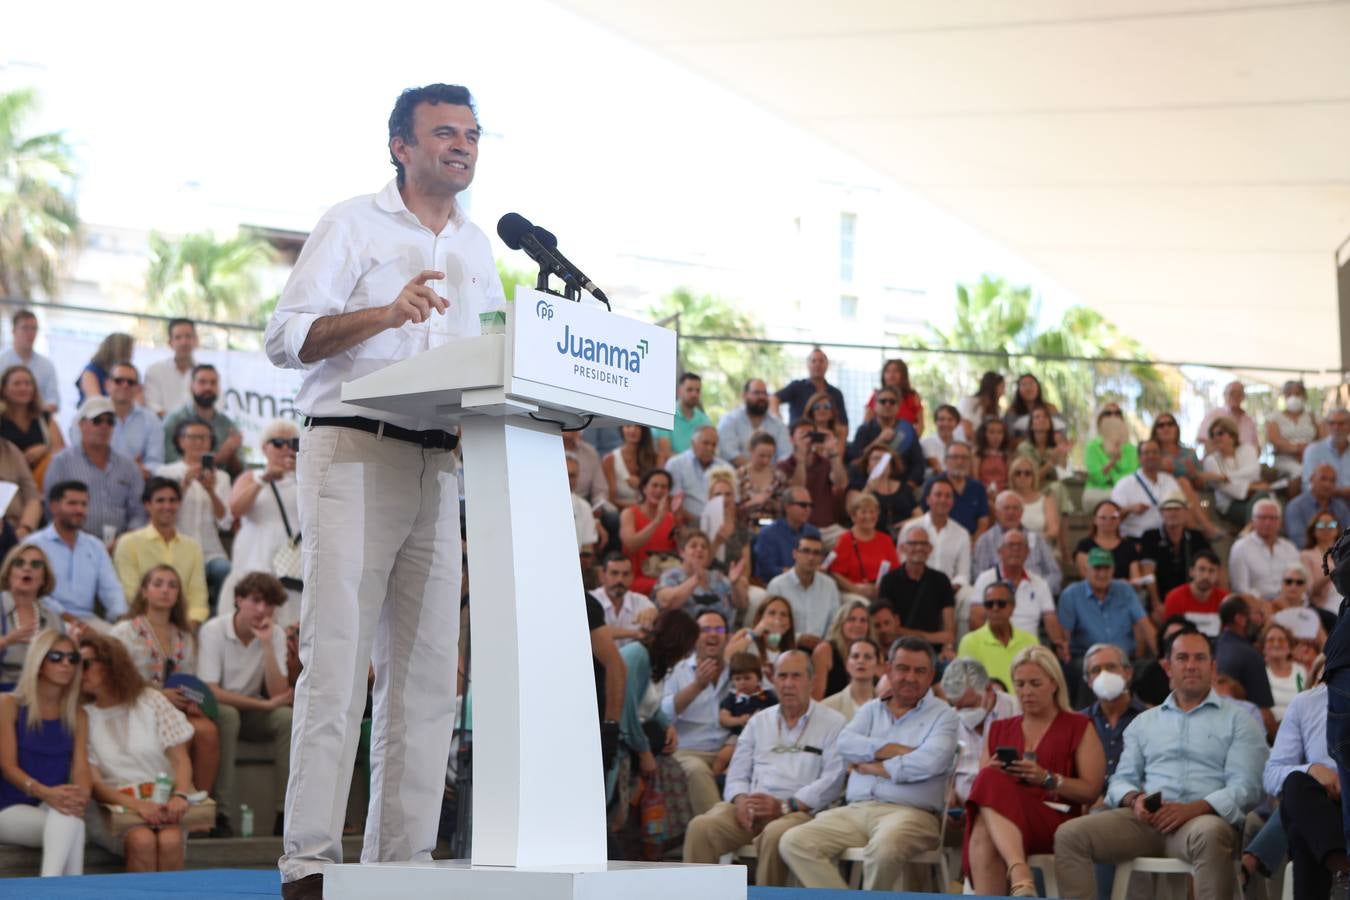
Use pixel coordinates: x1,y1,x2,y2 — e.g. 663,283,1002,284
26,480,127,622
780,636,959,890
68,362,165,478
717,378,790,466
661,608,733,816
765,533,840,640
1054,631,1268,900
683,650,848,886
664,426,733,523
1303,409,1350,493
1058,548,1155,666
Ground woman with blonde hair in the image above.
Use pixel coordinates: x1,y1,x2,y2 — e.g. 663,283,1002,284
810,598,873,700
0,629,90,875
0,544,64,691
1202,415,1272,526
964,644,1105,897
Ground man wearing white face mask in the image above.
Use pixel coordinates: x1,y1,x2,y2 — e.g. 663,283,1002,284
1077,644,1148,784
940,657,1019,806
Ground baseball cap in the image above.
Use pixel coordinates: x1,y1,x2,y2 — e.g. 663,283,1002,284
1087,547,1115,569
78,396,115,420
1271,607,1320,642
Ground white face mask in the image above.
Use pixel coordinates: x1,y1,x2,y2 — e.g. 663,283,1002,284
1090,671,1127,702
1285,396,1306,414
956,706,988,730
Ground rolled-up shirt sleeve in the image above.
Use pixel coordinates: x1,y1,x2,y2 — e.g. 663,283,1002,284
265,215,360,370
837,708,883,763
1207,710,1269,825
1263,696,1312,795
883,708,958,784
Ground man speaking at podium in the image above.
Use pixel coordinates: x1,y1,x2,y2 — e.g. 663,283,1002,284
264,84,506,899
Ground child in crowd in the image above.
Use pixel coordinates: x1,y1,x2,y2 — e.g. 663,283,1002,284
712,652,778,774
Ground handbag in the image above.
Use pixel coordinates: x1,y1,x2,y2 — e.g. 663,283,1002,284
99,795,216,837
636,773,668,862
269,480,303,591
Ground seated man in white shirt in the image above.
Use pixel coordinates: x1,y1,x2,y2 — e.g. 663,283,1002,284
682,650,848,886
587,553,655,646
661,609,734,816
940,657,1019,810
1229,499,1301,600
779,636,960,890
1110,439,1181,540
199,571,293,836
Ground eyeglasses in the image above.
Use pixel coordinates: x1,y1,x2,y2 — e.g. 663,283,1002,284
811,402,832,411
985,600,1011,609
268,437,300,451
904,540,931,548
88,415,115,427
45,650,79,665
12,558,45,570
109,377,138,387
1284,578,1307,585
700,626,727,635
875,398,897,406
1101,410,1124,418
787,500,813,508
1316,521,1340,530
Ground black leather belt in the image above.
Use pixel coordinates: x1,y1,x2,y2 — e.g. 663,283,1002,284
307,416,458,451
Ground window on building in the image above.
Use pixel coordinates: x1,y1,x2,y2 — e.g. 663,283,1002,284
840,294,858,319
839,212,857,283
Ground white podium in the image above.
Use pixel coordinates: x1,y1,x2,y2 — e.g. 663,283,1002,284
325,291,745,899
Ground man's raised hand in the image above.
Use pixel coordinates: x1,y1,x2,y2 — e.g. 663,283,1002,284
386,271,449,327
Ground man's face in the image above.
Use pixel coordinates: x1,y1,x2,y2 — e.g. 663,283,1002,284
1251,504,1281,540
784,490,812,527
1163,633,1216,698
12,317,36,350
944,446,972,478
235,593,272,629
108,365,139,406
1312,466,1338,499
998,533,1030,569
793,538,823,575
80,412,115,449
52,491,88,531
1328,413,1350,447
678,378,701,409
874,392,899,423
807,350,827,379
392,101,479,195
994,496,1023,530
983,587,1014,627
890,648,934,707
948,686,983,711
169,323,197,358
1161,504,1186,529
1084,649,1131,689
935,408,958,436
927,482,955,517
773,653,811,709
601,559,632,597
744,380,769,416
1138,441,1161,474
901,531,932,566
870,609,899,647
1190,558,1219,593
692,428,717,464
1088,563,1114,591
145,488,181,528
191,369,219,408
695,613,727,658
1224,382,1245,410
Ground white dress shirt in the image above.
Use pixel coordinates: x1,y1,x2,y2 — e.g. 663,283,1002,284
901,514,972,588
1111,470,1181,538
1229,533,1302,600
970,567,1054,634
143,358,193,417
723,700,848,811
197,613,288,697
587,587,655,646
264,180,506,430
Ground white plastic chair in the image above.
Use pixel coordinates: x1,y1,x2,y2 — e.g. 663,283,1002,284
1109,856,1244,900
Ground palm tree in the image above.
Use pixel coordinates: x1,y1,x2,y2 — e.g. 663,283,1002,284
914,274,1174,444
144,230,277,323
649,288,788,420
0,88,79,299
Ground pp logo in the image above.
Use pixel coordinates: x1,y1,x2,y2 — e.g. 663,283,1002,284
535,299,554,320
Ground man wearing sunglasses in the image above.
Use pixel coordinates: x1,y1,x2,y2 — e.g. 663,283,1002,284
45,396,145,542
957,581,1039,692
68,362,164,480
1286,464,1350,544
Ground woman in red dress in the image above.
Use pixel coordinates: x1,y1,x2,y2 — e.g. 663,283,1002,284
964,645,1106,896
620,468,680,596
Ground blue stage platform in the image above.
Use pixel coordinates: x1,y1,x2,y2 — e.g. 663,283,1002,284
0,869,1007,899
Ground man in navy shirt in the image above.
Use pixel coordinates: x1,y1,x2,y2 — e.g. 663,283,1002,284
772,347,848,431
751,487,821,583
1215,594,1275,739
921,442,989,537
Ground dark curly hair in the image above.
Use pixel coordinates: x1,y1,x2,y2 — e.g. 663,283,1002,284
646,609,699,684
387,84,478,186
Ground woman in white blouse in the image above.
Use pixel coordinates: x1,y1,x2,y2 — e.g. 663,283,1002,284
1202,416,1271,526
155,418,233,613
79,633,196,872
1260,621,1307,721
221,419,299,627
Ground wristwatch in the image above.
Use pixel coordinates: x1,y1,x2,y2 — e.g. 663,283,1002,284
1040,771,1059,792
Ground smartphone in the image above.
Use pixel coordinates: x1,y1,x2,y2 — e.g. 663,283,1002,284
995,746,1019,765
1143,791,1163,813
809,431,827,444
202,453,215,471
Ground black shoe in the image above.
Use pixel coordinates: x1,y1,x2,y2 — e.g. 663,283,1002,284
274,812,285,837
210,810,234,839
280,874,323,900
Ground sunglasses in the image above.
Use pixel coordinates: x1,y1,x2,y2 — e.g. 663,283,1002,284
89,415,116,427
811,402,832,411
875,398,897,406
45,650,79,665
268,437,300,451
12,558,45,570
1101,410,1124,418
1012,469,1033,477
1284,578,1307,585
700,626,727,635
787,500,813,508
985,600,1011,609
1316,521,1340,530
110,377,138,387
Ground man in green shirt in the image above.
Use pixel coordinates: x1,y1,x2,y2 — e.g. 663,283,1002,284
956,580,1038,691
655,372,713,456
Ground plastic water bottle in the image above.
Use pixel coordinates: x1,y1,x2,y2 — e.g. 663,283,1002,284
240,804,254,838
152,772,172,804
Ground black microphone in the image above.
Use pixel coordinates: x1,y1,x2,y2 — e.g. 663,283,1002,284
496,212,609,306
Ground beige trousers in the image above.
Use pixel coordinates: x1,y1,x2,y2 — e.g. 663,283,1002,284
682,801,809,886
778,799,939,890
1054,807,1238,900
674,749,722,817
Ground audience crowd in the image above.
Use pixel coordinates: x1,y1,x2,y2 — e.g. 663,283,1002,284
3,320,1350,897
